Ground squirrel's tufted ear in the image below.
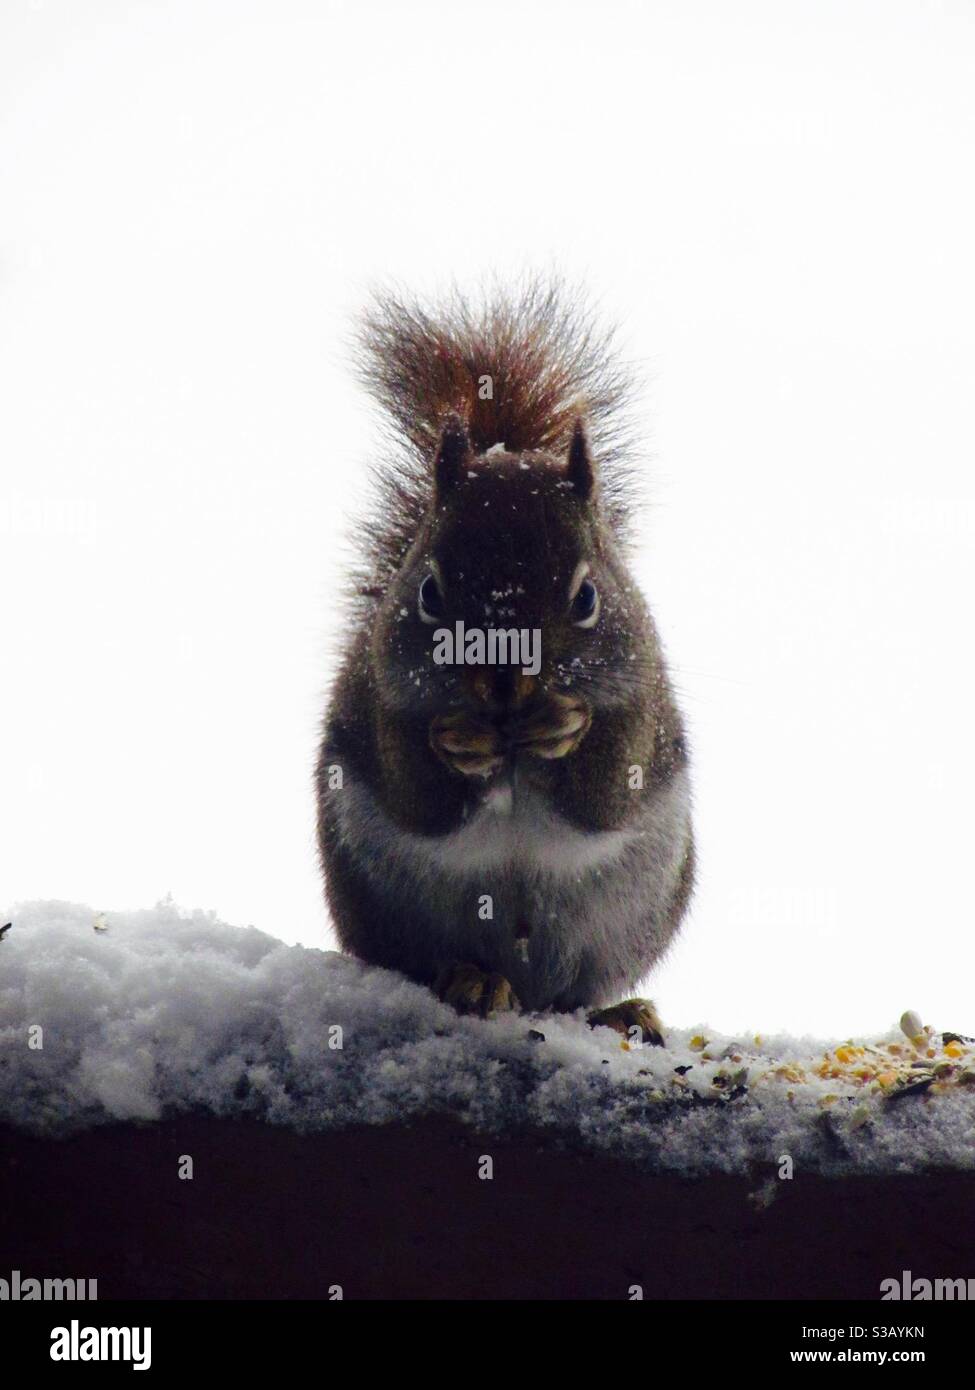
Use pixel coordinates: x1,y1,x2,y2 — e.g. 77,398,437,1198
566,418,596,501
434,414,471,498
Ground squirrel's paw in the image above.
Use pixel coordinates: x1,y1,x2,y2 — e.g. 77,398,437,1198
587,998,665,1047
513,692,591,760
429,711,504,778
434,961,519,1018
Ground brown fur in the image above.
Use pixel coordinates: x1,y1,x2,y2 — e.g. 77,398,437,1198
317,281,694,1018
351,276,641,605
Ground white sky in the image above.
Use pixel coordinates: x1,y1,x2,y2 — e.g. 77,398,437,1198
1,0,973,1036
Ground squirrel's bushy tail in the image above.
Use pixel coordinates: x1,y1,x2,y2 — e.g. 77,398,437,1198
353,277,639,593
357,277,633,462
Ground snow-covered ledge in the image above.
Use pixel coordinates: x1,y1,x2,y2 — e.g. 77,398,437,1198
2,900,973,1177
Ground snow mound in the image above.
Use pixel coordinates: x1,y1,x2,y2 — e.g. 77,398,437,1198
1,901,973,1175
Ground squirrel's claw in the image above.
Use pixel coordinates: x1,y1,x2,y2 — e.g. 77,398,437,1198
430,693,591,774
429,711,505,778
513,692,592,760
435,961,519,1018
588,998,665,1047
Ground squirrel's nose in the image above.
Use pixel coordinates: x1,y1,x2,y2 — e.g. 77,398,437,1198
468,668,537,710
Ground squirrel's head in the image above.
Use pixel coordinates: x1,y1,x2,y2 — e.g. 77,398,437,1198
373,416,652,715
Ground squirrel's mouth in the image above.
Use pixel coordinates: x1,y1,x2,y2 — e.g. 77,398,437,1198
467,667,540,711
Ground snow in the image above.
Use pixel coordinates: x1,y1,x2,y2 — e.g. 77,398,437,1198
1,900,973,1175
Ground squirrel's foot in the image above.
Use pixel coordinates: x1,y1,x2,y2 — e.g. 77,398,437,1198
513,692,591,760
588,998,665,1047
435,961,519,1018
429,711,504,778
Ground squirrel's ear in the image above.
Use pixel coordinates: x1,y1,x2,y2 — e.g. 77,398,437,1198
566,418,596,501
434,414,471,498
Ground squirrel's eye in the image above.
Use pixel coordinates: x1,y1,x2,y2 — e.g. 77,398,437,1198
418,572,445,624
572,578,600,628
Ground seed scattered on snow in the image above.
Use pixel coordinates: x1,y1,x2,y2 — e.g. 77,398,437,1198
900,1010,924,1042
4,907,974,1174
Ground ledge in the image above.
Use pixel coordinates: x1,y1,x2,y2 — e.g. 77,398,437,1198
2,902,974,1298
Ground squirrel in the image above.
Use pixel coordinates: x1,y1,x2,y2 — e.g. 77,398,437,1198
316,280,694,1044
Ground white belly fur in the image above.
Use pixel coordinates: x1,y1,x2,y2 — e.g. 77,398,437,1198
328,766,690,1008
335,774,641,883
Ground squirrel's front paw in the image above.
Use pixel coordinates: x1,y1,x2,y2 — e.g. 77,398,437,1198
435,961,519,1018
429,711,504,778
513,692,591,760
588,998,665,1047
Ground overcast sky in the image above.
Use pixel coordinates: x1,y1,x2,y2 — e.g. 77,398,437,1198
2,0,973,1036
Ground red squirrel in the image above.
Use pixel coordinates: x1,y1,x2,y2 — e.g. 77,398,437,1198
316,281,694,1044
